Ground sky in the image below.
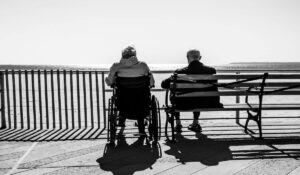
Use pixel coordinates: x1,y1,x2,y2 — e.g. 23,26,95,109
0,0,300,66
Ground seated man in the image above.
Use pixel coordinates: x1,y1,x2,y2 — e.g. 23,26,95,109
161,49,222,132
105,45,155,136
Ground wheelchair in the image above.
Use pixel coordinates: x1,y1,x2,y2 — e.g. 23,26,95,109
107,76,161,145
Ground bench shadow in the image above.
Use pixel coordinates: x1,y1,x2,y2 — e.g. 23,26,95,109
164,132,300,166
165,133,233,166
97,135,161,175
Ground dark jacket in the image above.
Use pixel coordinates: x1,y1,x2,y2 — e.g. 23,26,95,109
161,60,223,109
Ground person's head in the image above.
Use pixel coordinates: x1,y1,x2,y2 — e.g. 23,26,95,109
122,46,136,59
186,49,201,64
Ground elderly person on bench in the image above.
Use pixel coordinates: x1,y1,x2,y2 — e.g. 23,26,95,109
105,45,155,135
161,49,222,133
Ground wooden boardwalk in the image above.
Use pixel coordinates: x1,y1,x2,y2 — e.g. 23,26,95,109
1,114,300,175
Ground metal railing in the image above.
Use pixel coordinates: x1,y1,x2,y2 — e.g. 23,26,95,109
0,64,300,140
0,70,106,130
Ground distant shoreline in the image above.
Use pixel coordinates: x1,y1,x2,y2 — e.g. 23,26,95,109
1,62,300,71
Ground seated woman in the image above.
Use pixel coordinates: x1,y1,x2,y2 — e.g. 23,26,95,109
105,45,155,136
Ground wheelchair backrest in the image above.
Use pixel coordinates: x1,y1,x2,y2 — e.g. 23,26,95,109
114,76,151,118
116,76,150,89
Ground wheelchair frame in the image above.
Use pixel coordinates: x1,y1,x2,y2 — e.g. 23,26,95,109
107,76,161,145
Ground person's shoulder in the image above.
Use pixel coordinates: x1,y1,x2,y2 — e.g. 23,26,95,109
175,66,188,74
111,62,120,68
109,62,122,71
138,61,148,66
202,63,216,73
204,64,216,70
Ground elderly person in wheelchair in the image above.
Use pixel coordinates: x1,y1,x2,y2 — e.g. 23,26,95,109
105,46,160,145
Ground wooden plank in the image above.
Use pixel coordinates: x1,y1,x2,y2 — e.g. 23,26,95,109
173,83,214,89
267,74,300,79
174,103,300,112
175,90,259,97
173,82,300,89
177,74,266,81
264,90,300,95
176,74,300,81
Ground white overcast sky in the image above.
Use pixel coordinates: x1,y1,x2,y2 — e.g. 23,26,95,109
0,0,299,65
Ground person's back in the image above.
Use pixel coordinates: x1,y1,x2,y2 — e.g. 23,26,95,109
105,46,155,87
105,45,155,136
161,49,221,132
174,60,221,109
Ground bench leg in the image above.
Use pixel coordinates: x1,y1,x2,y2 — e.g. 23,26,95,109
235,110,240,125
257,113,263,140
165,111,176,142
245,110,263,139
170,114,175,142
165,112,170,141
257,118,263,139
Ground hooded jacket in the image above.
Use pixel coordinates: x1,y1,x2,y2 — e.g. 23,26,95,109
105,56,155,87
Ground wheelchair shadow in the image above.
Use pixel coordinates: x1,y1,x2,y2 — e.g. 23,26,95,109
164,132,233,166
97,135,161,175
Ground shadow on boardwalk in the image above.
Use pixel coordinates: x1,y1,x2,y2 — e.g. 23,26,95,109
96,135,161,175
165,133,233,166
164,132,300,166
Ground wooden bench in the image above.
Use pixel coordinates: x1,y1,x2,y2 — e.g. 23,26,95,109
164,72,300,141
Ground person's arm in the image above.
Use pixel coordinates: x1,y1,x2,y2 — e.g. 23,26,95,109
161,77,171,89
161,67,188,89
105,63,118,86
143,63,155,87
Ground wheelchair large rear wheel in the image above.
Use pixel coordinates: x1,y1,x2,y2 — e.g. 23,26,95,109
108,98,117,145
149,95,160,143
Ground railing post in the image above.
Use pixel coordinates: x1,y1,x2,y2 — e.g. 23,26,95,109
5,70,11,129
19,70,23,129
70,70,75,129
101,72,106,127
44,70,49,129
0,71,5,129
76,70,81,128
25,70,30,129
57,70,62,129
38,70,43,129
89,72,94,128
83,72,87,128
31,70,37,130
51,70,56,129
95,71,101,129
63,70,68,129
235,71,240,125
12,70,17,129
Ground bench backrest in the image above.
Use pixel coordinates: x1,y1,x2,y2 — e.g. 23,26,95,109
169,73,268,98
263,73,300,95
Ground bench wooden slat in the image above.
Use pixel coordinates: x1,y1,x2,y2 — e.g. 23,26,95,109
173,82,300,89
176,74,266,81
174,103,300,112
176,74,300,81
267,74,300,79
175,90,260,97
175,90,300,97
264,90,300,95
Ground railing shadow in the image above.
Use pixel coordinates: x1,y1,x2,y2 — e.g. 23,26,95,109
164,132,300,167
0,127,106,141
97,135,162,175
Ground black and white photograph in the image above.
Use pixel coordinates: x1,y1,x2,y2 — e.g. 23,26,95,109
1,0,300,174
